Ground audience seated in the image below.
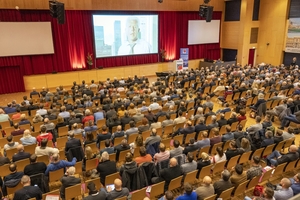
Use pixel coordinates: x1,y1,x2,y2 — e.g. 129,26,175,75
267,145,299,167
96,152,117,186
195,176,214,200
60,166,81,200
145,128,162,146
156,158,183,192
134,146,152,165
154,143,170,164
213,169,233,198
11,123,25,136
170,140,183,158
65,131,81,153
273,178,294,200
105,178,130,200
3,163,24,195
37,125,54,146
45,153,76,176
12,144,31,162
176,183,197,200
247,156,262,180
83,182,106,200
4,135,19,156
20,129,37,145
181,152,197,174
2,66,300,199
13,175,43,200
24,154,47,176
35,138,59,156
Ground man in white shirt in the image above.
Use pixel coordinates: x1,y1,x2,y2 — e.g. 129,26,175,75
118,17,152,55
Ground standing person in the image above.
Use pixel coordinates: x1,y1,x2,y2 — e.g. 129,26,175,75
13,175,42,200
118,17,152,55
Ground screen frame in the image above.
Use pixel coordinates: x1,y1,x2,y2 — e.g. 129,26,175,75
92,12,159,58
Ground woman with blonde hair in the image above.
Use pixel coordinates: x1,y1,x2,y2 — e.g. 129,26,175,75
240,138,251,152
250,92,266,111
20,129,37,145
32,114,43,123
196,152,211,178
83,146,96,173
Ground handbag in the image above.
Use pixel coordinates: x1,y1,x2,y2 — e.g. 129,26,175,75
253,185,264,196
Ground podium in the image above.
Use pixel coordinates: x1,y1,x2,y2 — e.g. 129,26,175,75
175,59,184,71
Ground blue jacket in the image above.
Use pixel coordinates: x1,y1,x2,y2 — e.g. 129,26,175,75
45,157,76,175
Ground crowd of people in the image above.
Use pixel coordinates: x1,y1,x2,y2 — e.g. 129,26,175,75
0,62,300,199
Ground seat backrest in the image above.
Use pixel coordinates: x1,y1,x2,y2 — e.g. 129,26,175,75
199,164,213,180
212,160,226,176
226,155,240,170
233,180,249,196
149,181,165,199
203,194,217,200
49,168,64,182
85,158,98,171
84,177,101,194
66,146,84,162
131,187,147,200
65,183,82,200
183,170,197,184
247,176,260,190
168,175,183,191
219,186,234,200
105,172,120,186
15,158,30,172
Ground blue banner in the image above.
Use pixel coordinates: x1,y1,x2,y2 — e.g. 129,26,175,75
180,48,189,69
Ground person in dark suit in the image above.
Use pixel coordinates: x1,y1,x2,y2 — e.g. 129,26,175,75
24,154,47,176
159,158,183,191
65,132,81,153
260,131,274,148
267,145,299,166
114,139,130,161
60,166,81,200
183,138,199,155
217,113,228,128
96,152,117,185
120,111,133,130
12,144,31,162
13,175,42,200
213,170,233,198
0,155,10,166
172,121,195,143
194,117,207,139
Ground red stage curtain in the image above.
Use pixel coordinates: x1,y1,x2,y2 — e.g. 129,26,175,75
0,66,24,94
0,10,93,74
248,49,255,66
0,10,221,93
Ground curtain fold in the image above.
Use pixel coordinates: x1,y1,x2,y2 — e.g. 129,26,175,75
0,66,24,94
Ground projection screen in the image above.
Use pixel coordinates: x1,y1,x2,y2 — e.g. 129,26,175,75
0,22,54,57
188,20,220,45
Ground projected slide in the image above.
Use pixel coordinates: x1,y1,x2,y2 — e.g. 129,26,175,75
92,15,158,58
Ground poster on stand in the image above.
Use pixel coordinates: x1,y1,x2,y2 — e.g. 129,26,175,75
180,48,189,69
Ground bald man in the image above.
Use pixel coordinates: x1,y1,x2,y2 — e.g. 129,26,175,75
106,178,129,200
267,145,299,166
274,178,293,200
12,144,31,162
159,158,183,191
13,175,42,200
195,176,214,200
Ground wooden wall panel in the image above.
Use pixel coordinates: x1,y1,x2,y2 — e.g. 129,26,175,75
221,22,240,49
256,0,289,65
23,75,47,90
0,0,224,11
23,59,202,90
